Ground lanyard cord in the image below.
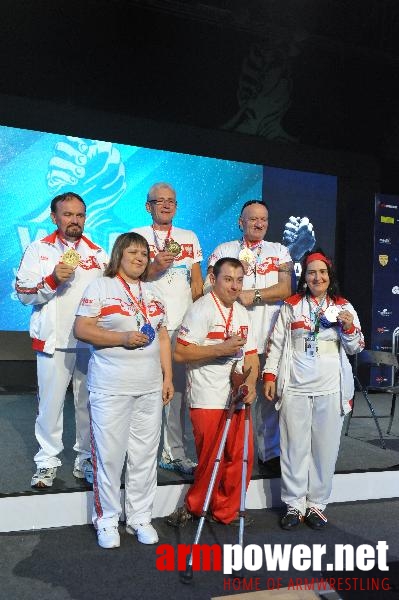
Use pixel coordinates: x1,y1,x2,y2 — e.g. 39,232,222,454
211,292,234,339
116,274,149,325
306,294,328,335
58,235,81,251
152,224,172,252
241,238,262,285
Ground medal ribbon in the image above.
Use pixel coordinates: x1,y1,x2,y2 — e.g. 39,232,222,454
116,274,150,324
306,294,328,336
211,292,234,339
241,238,262,287
152,224,172,252
58,234,81,251
57,234,81,267
243,238,262,251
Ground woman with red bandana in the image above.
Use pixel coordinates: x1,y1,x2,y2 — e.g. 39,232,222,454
263,248,364,530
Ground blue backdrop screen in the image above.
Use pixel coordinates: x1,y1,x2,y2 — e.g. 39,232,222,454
0,125,336,331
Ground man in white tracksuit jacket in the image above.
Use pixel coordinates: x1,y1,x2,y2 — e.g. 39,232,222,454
16,192,108,488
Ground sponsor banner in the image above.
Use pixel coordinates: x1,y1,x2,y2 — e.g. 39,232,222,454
371,195,399,386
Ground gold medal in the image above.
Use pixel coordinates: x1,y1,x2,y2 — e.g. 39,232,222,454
61,248,81,268
238,248,254,263
164,238,181,256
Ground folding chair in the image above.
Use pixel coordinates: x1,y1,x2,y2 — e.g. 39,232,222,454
344,350,399,449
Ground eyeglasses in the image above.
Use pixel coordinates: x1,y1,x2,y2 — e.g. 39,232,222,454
148,198,177,207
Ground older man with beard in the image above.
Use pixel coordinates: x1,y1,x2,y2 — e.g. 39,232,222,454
16,192,108,488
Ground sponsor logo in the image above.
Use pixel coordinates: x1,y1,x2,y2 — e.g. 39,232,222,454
379,238,391,244
375,345,391,351
381,216,395,224
40,255,49,260
379,255,389,266
375,376,389,384
376,327,390,334
393,286,399,294
80,297,93,305
380,203,398,209
377,308,392,317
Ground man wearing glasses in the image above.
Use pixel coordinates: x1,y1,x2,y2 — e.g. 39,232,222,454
133,182,203,475
207,200,292,477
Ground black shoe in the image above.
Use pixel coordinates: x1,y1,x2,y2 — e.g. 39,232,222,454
258,456,281,477
305,507,328,530
165,506,194,528
280,507,304,530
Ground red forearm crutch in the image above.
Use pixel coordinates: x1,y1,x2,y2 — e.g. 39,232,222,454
180,364,251,584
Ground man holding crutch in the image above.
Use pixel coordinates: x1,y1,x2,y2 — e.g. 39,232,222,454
166,257,259,526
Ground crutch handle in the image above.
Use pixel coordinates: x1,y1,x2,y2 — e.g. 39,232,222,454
236,384,248,400
231,365,252,395
226,385,249,418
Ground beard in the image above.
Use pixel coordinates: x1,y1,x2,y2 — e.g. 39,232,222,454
65,225,83,239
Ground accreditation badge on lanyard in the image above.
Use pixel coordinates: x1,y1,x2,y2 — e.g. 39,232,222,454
305,333,318,358
305,295,327,358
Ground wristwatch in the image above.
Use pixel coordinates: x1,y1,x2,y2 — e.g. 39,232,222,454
253,289,262,304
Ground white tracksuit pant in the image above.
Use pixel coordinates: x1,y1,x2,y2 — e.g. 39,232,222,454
35,349,91,468
89,389,163,529
279,391,344,514
161,330,189,461
256,354,280,462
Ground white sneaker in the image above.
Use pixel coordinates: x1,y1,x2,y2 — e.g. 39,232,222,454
31,467,57,488
126,522,159,544
97,526,120,549
73,457,94,484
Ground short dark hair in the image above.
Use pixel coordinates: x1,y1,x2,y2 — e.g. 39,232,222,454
104,232,150,280
240,200,269,216
297,248,341,299
213,257,244,278
50,192,86,213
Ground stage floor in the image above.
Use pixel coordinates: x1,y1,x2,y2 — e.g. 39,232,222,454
1,389,398,497
1,499,399,600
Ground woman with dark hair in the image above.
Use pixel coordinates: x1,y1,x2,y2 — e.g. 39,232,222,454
74,232,173,548
263,249,364,530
